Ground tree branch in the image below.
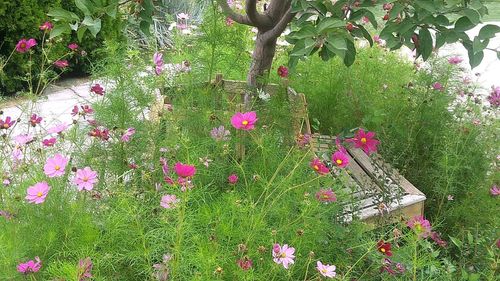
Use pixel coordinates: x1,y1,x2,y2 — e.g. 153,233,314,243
246,0,274,28
262,6,294,43
216,0,255,26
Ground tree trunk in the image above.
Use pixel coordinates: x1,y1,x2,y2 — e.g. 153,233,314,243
245,32,278,107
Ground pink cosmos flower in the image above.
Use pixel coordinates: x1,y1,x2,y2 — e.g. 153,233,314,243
231,111,258,131
17,256,42,274
47,123,69,134
277,65,288,78
315,188,337,203
160,194,179,209
490,185,500,196
174,162,196,178
177,13,189,20
226,17,235,26
74,167,98,191
228,174,238,184
433,82,444,91
448,56,463,65
160,158,169,175
14,134,34,146
316,261,336,278
30,114,42,127
25,182,50,204
16,38,37,53
90,84,105,95
374,35,383,45
42,138,57,147
210,125,231,141
12,148,23,162
345,129,379,155
332,150,349,168
0,116,16,130
77,257,93,280
121,128,136,142
40,21,54,31
430,231,447,247
310,158,330,175
153,52,164,75
272,243,295,269
54,60,69,68
68,43,79,50
43,154,69,177
407,215,432,238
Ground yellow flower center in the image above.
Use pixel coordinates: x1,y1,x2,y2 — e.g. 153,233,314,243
37,192,43,197
21,43,26,48
280,253,286,258
83,176,89,182
3,124,9,129
380,248,386,252
322,269,327,273
313,165,319,171
55,165,61,171
415,223,423,232
361,137,367,144
336,159,343,165
242,120,249,126
322,194,329,199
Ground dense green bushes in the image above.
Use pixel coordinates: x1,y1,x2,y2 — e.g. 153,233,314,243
0,0,124,96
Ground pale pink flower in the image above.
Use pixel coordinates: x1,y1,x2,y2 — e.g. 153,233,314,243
77,257,93,280
160,194,179,209
153,52,164,75
317,261,336,278
490,185,500,196
177,13,189,20
16,38,37,53
47,123,69,134
315,188,337,203
448,56,463,65
13,134,34,146
433,82,444,91
272,243,295,269
12,148,23,162
17,256,42,274
74,167,98,191
43,154,69,177
407,215,432,238
25,182,50,204
121,128,136,142
39,21,54,31
54,60,69,68
230,111,258,130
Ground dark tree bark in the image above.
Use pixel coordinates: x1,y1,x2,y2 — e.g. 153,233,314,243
217,0,294,107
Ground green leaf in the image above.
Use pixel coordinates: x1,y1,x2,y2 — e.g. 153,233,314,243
105,5,117,18
497,51,500,60
75,0,92,16
418,27,433,60
472,37,489,54
49,24,71,39
435,32,446,49
317,18,344,34
464,8,481,24
389,3,404,20
478,24,500,40
69,22,79,31
449,236,463,249
343,40,356,66
454,16,475,32
140,20,151,35
433,15,450,26
415,0,436,12
47,7,80,21
467,47,484,68
358,25,374,47
82,16,101,37
328,36,347,50
77,26,87,42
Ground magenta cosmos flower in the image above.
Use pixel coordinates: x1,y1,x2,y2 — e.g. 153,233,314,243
490,185,500,196
16,38,37,53
74,167,98,191
346,129,379,155
433,82,444,91
228,173,238,184
54,60,69,68
310,158,330,175
332,150,349,168
153,52,164,75
30,114,42,127
407,215,432,238
316,261,336,278
231,111,258,131
488,86,500,108
277,65,288,78
160,194,179,209
237,257,253,270
90,84,105,95
272,243,295,269
40,21,54,31
315,188,337,203
44,154,69,177
25,182,50,204
174,162,196,178
42,138,57,147
121,128,136,142
68,43,79,50
17,256,42,274
0,116,16,130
